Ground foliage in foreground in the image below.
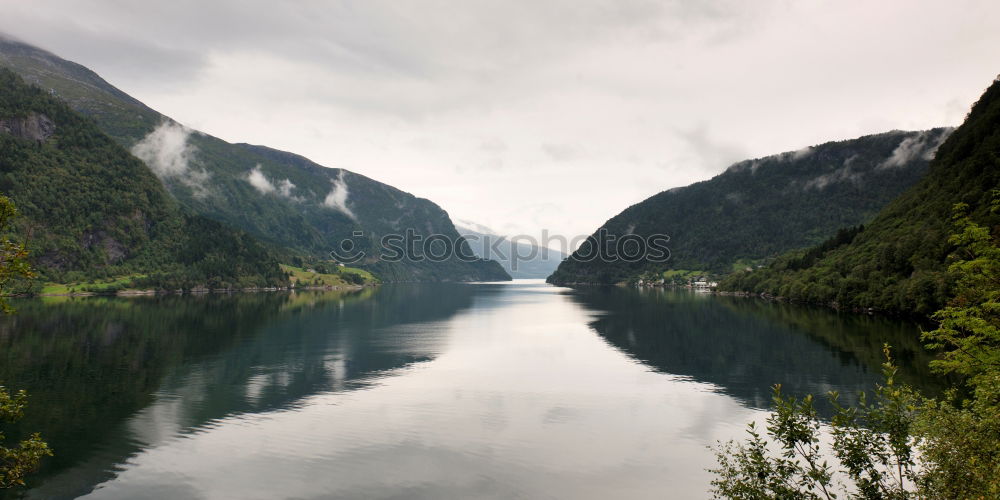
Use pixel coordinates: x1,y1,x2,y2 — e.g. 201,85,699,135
0,386,52,488
0,196,51,489
712,351,918,499
711,201,1000,499
915,199,1000,499
0,195,32,312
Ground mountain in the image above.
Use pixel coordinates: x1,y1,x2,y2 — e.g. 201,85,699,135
719,76,1000,316
0,68,287,290
0,34,509,283
454,220,566,279
547,128,952,285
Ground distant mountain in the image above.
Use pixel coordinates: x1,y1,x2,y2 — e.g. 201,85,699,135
547,128,952,285
720,76,1000,316
454,220,565,279
0,68,287,289
0,35,509,283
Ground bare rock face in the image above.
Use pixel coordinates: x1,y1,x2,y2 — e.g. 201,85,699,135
80,229,129,265
0,113,55,141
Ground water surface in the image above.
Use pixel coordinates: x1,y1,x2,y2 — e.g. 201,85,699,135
0,281,935,499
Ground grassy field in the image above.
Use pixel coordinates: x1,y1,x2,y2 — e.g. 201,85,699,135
36,265,377,296
280,265,377,287
39,274,147,295
661,269,708,281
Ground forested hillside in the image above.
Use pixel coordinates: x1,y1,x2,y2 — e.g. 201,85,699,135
0,35,508,283
548,128,951,285
0,69,287,290
720,76,1000,316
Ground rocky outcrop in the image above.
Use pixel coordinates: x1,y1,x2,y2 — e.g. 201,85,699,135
81,230,128,265
0,112,55,141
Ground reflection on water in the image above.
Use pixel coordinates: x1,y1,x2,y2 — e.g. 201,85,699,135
566,287,939,410
0,282,940,499
0,285,483,499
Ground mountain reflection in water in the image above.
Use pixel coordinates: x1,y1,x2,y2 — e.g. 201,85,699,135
0,282,940,499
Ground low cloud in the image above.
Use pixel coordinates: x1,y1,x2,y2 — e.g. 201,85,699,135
731,145,842,188
5,1,989,241
880,129,953,169
132,121,195,177
803,130,955,190
132,120,211,196
246,165,301,201
323,171,355,218
790,146,813,160
277,179,295,198
247,165,275,194
803,166,860,190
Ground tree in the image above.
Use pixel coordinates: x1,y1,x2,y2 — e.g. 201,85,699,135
0,196,33,313
710,349,919,500
0,195,52,489
922,199,1000,402
915,199,1000,498
711,199,1000,498
0,387,51,488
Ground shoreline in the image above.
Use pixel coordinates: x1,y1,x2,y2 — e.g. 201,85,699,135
27,283,376,298
554,281,927,320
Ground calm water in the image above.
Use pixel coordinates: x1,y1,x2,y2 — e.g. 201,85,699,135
0,281,937,499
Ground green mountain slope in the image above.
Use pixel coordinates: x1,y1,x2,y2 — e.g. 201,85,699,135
548,128,951,285
0,69,287,290
719,76,1000,316
0,34,509,283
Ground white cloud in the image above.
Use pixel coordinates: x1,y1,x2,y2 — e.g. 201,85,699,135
132,121,195,178
4,1,996,240
804,129,955,190
323,171,355,218
246,165,301,201
246,165,275,194
803,167,860,191
277,179,296,198
880,129,953,169
791,146,813,160
131,120,211,196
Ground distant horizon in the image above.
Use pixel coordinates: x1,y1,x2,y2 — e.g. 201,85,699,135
1,1,997,241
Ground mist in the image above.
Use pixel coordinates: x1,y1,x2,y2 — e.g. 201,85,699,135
131,120,211,196
323,171,355,219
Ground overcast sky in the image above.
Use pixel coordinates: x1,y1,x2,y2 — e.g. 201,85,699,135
1,1,998,243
